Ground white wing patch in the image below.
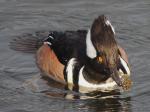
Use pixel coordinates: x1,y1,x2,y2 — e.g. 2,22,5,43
86,29,97,59
105,20,115,34
44,41,52,46
48,35,54,39
44,35,54,46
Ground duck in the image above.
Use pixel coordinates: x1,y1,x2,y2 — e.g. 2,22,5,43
10,15,131,93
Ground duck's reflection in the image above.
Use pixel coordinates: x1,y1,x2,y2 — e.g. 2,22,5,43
23,75,131,112
79,95,131,112
42,76,131,112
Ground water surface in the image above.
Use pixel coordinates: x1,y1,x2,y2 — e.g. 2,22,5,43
0,0,150,112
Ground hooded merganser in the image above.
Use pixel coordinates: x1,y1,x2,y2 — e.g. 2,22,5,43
10,15,131,93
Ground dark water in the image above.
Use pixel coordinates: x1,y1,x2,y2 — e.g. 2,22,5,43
0,0,150,112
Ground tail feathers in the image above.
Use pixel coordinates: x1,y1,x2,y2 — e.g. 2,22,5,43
9,31,49,53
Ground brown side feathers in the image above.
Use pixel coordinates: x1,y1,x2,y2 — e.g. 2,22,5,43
36,44,66,84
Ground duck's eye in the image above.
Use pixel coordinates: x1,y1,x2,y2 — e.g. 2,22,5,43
97,56,103,63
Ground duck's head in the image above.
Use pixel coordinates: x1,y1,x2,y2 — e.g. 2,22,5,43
86,15,126,87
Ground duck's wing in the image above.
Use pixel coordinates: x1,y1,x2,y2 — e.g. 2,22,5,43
9,30,87,84
36,30,87,83
9,31,49,53
46,30,87,65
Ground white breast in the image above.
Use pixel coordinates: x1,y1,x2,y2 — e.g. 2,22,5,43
66,58,77,84
78,66,117,93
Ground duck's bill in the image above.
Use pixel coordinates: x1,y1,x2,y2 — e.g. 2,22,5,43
111,71,132,90
111,71,123,87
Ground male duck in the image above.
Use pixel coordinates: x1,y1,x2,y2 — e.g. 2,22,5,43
10,15,131,93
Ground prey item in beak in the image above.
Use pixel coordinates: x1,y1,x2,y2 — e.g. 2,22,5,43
111,71,132,91
118,72,132,91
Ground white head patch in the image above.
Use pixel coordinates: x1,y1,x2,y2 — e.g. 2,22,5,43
86,29,97,58
105,20,115,34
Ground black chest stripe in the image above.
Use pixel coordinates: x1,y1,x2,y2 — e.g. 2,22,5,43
64,59,81,92
63,65,68,82
72,63,81,92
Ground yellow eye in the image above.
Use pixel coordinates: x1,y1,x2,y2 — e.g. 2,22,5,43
98,56,103,63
